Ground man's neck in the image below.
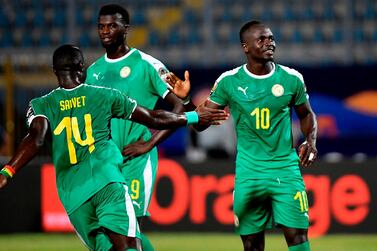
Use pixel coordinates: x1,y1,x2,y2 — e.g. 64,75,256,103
106,44,130,59
60,82,80,89
246,61,274,76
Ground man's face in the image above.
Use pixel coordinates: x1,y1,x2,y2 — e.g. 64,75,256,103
242,25,276,62
97,14,128,48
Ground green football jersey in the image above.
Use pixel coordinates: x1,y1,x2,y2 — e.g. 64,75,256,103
27,84,137,214
85,48,170,152
210,63,308,179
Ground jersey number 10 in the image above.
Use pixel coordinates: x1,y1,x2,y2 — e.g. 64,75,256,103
53,114,95,164
250,107,270,129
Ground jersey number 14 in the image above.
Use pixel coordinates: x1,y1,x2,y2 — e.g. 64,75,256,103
53,114,95,164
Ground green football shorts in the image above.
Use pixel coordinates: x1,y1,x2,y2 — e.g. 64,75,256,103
69,182,140,250
121,147,158,217
233,174,309,235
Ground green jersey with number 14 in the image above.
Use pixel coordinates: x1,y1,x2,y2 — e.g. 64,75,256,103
27,84,137,214
210,63,308,179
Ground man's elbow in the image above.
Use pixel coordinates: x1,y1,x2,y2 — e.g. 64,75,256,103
29,132,45,148
35,138,44,148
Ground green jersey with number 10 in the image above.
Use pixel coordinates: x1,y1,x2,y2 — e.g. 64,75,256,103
210,63,308,179
27,84,137,214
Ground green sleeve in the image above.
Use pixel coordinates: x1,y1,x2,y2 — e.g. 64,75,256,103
209,78,228,106
27,98,48,126
110,89,138,119
294,77,309,106
85,65,96,85
147,60,170,98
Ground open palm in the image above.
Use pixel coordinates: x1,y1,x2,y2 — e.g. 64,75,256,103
165,70,191,99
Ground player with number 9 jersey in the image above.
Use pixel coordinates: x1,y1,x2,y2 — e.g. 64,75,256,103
85,48,171,217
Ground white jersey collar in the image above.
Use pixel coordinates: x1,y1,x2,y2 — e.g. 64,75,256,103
59,84,85,91
105,48,136,63
243,63,275,79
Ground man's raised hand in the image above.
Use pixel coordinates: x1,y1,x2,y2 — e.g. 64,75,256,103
165,70,191,100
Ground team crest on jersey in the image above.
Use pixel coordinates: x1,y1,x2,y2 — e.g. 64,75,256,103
120,66,131,78
271,84,284,97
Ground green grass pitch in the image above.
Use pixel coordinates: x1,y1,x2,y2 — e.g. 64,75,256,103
0,233,376,251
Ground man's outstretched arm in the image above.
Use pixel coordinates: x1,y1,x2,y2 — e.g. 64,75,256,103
163,70,226,131
0,117,48,188
122,92,185,158
129,105,228,130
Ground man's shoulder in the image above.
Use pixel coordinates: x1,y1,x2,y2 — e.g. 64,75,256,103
32,88,60,103
82,83,119,94
136,49,167,72
87,54,106,70
216,65,244,83
136,48,161,62
276,64,304,83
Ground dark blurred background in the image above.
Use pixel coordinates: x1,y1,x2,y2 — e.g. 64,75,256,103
0,0,376,160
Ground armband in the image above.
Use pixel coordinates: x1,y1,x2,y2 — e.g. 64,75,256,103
0,165,16,178
185,111,199,125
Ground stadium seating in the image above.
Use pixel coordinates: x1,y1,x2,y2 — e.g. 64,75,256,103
1,0,377,65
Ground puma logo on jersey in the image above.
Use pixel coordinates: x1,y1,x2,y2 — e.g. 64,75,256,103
132,201,142,209
93,73,101,80
238,86,248,96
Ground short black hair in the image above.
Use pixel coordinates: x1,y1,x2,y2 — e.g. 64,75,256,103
239,20,263,43
98,4,130,24
53,44,83,71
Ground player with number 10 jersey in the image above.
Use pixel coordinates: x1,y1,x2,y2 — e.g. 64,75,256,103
210,62,311,234
210,63,308,179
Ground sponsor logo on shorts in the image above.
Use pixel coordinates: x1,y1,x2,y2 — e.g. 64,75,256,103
133,201,142,209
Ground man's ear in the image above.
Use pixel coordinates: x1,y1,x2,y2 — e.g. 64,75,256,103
242,43,248,52
124,24,130,33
